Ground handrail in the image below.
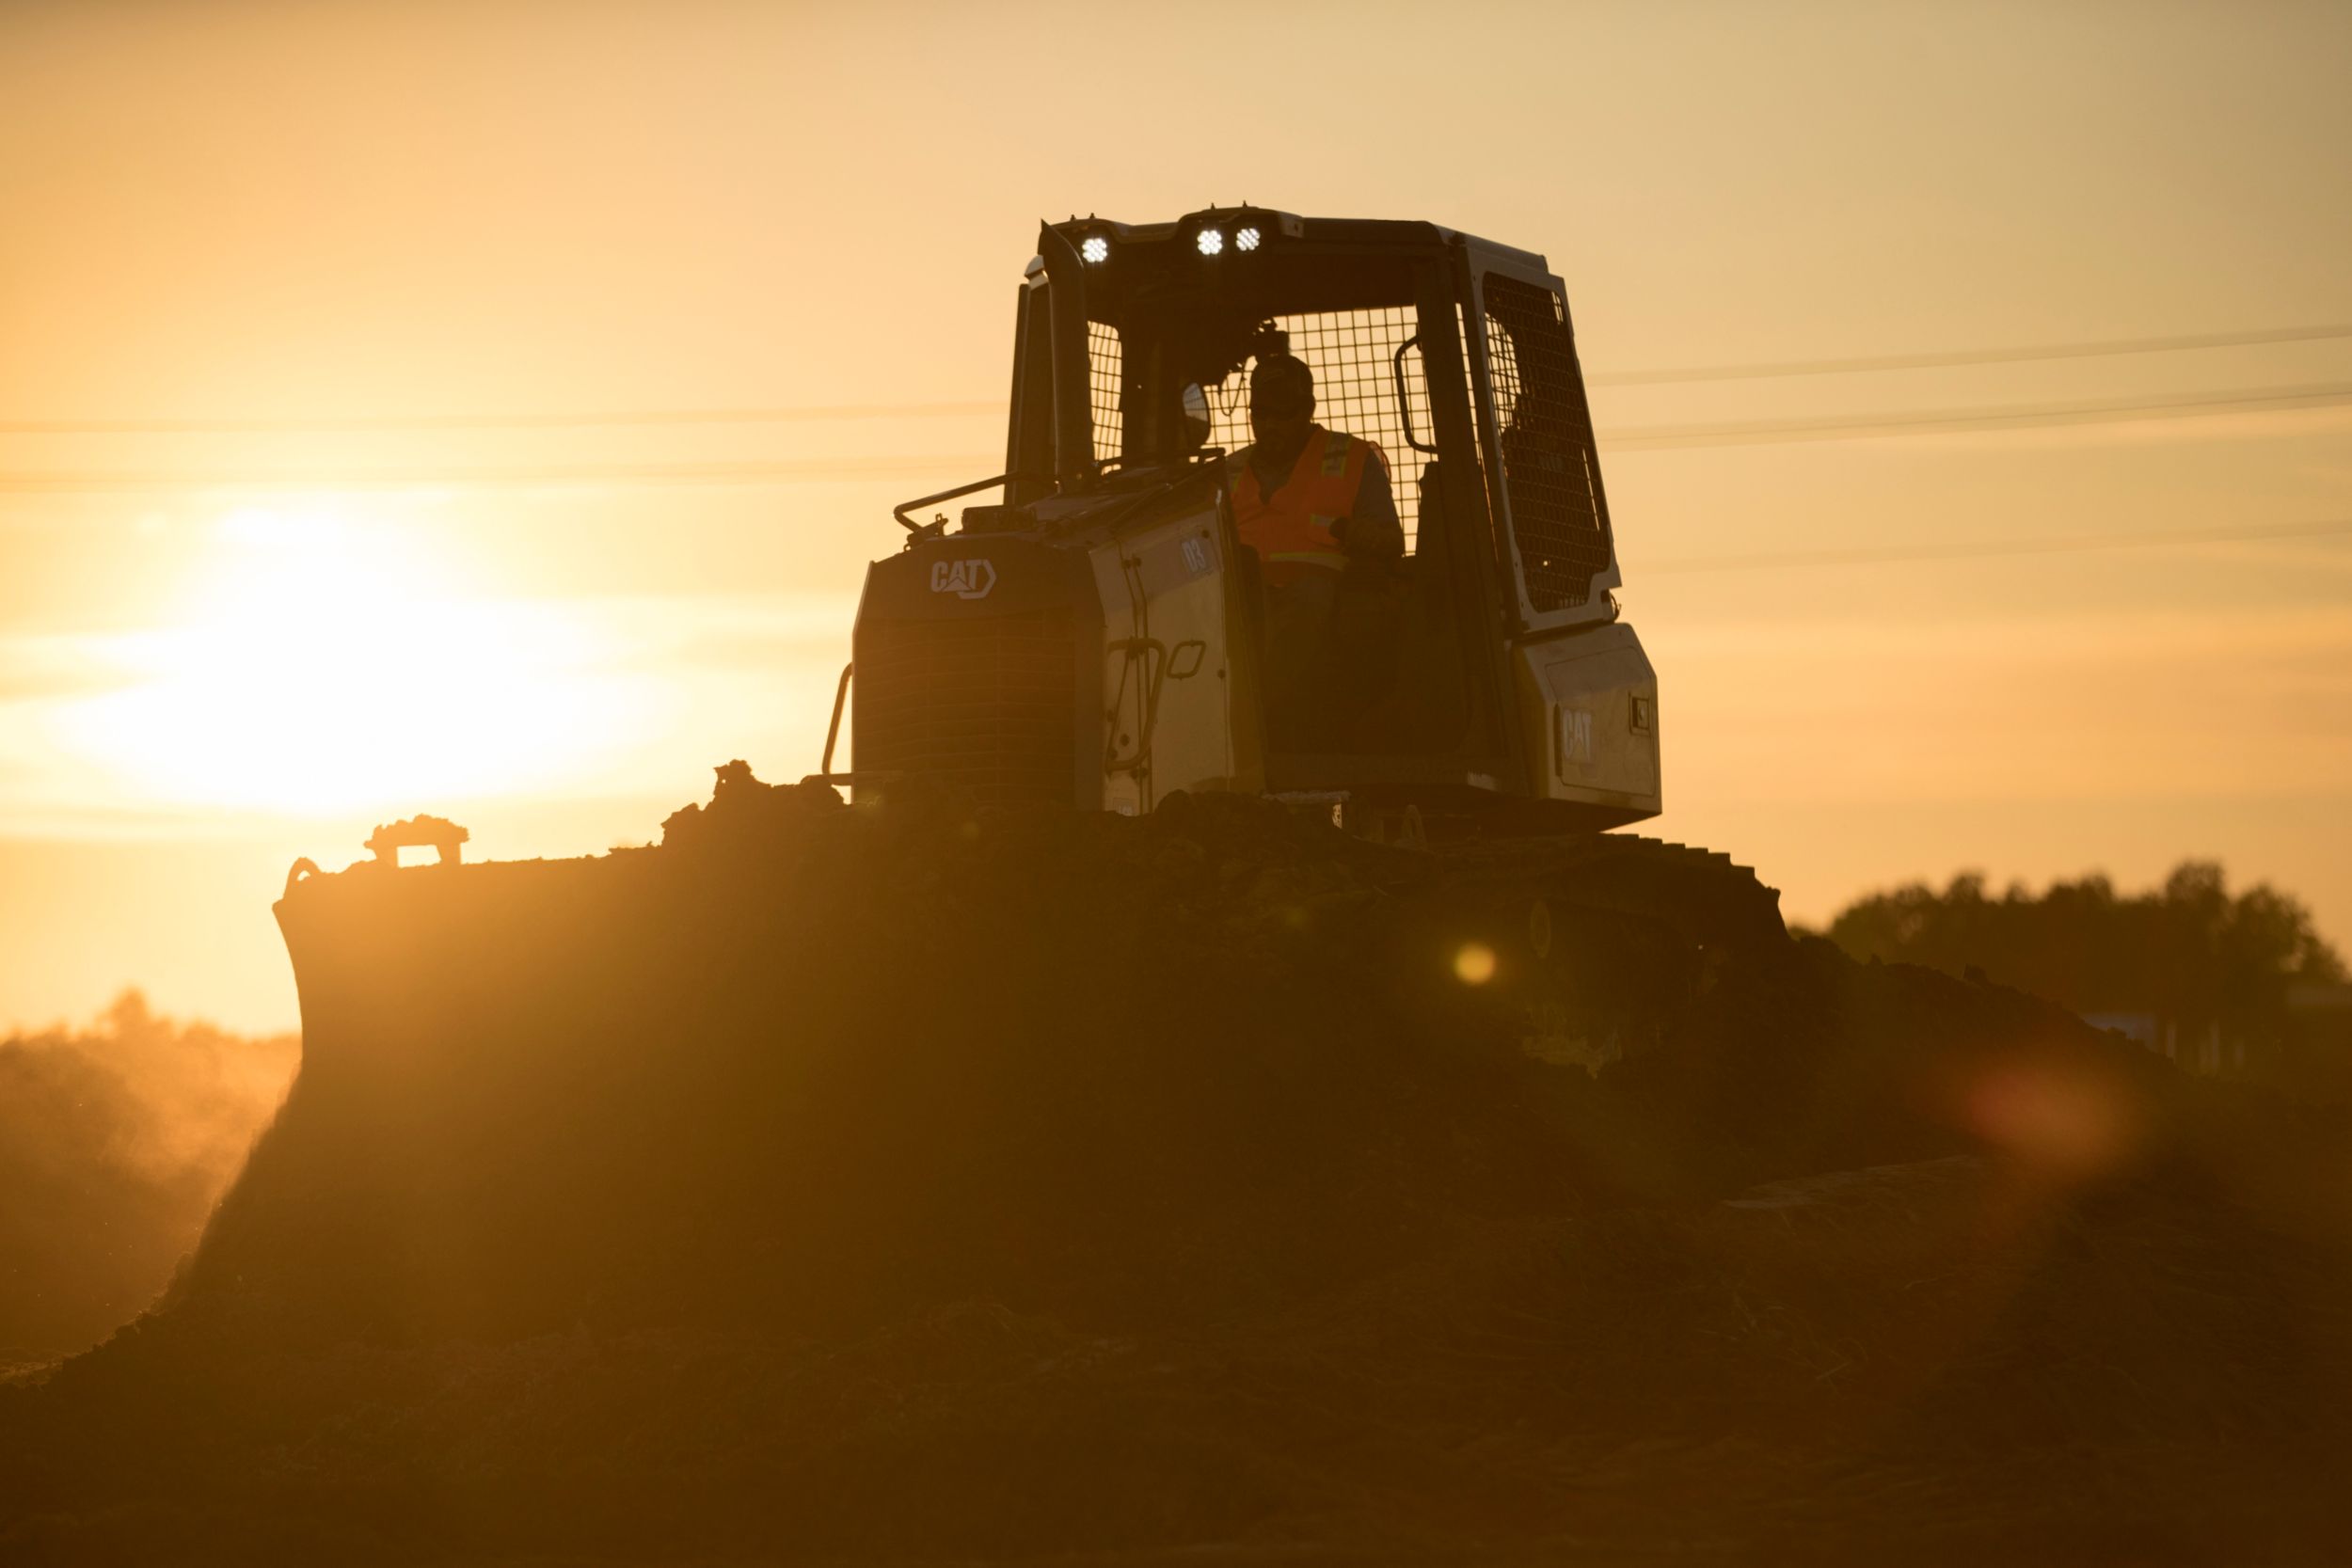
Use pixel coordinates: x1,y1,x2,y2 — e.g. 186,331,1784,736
1102,637,1168,777
891,451,1223,536
892,472,1056,531
820,661,852,773
1392,335,1438,454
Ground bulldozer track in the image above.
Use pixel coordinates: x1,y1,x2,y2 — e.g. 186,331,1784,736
1359,832,1789,1071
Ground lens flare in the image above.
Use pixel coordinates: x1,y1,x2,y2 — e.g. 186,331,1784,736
1957,1055,2144,1181
1454,942,1497,985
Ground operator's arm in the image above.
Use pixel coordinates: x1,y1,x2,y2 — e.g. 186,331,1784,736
1338,444,1405,563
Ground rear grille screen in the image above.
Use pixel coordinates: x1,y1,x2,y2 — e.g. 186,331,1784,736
1483,274,1613,610
858,610,1077,806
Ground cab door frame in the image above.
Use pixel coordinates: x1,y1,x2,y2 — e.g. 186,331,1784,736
1458,244,1626,638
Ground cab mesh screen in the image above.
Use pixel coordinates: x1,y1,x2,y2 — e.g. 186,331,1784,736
1087,322,1123,466
1482,275,1611,610
1204,307,1433,550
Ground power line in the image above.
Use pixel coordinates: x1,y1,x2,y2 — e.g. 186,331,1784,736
1601,381,2352,451
0,454,999,495
1643,517,2352,576
0,447,2339,578
3,381,2350,494
1588,322,2352,386
8,323,2346,437
0,402,1003,437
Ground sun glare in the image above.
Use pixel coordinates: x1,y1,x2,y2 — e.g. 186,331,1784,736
57,500,653,818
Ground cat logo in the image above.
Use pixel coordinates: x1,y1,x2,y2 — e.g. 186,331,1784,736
929,558,997,600
1556,707,1595,776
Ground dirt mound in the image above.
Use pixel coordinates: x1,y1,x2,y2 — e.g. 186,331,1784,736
10,1158,2349,1564
3,772,2348,1562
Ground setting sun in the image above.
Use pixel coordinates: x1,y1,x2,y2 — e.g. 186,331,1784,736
54,499,651,817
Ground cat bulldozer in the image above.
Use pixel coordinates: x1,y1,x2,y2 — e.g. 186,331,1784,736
273,208,1784,1087
827,209,1786,1050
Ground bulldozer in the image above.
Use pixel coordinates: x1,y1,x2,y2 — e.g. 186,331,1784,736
276,207,1783,1085
825,209,1785,1052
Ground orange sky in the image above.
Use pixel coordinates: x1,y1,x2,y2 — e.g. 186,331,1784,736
3,0,2349,1032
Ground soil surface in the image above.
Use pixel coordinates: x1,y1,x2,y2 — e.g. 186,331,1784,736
5,778,2347,1563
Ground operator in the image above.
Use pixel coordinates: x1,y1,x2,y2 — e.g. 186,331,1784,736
1228,352,1403,748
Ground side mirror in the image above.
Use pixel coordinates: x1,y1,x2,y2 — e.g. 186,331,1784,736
1179,383,1212,451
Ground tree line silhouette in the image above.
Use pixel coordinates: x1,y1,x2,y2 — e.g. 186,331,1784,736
1820,861,2347,1068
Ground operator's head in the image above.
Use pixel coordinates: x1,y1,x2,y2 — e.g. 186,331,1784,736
1249,353,1316,460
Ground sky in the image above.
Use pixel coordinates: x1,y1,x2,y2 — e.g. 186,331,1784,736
2,0,2348,1032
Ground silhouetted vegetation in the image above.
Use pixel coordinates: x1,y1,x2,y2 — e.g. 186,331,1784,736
1820,862,2345,1050
0,993,295,1359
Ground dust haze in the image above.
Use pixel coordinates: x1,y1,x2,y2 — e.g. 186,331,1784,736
0,993,294,1359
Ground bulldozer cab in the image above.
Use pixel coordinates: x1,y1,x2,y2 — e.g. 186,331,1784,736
851,209,1657,831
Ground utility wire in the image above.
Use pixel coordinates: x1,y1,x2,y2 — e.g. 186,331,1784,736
1642,517,2352,576
0,454,1000,494
8,324,2347,437
1589,322,2352,386
0,448,2339,577
1602,381,2352,451
0,402,1003,437
8,379,2350,493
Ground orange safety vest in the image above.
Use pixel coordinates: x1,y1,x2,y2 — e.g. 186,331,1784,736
1231,423,1385,588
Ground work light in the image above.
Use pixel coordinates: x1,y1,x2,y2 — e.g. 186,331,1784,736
1196,227,1224,257
1080,234,1109,264
1235,226,1262,252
